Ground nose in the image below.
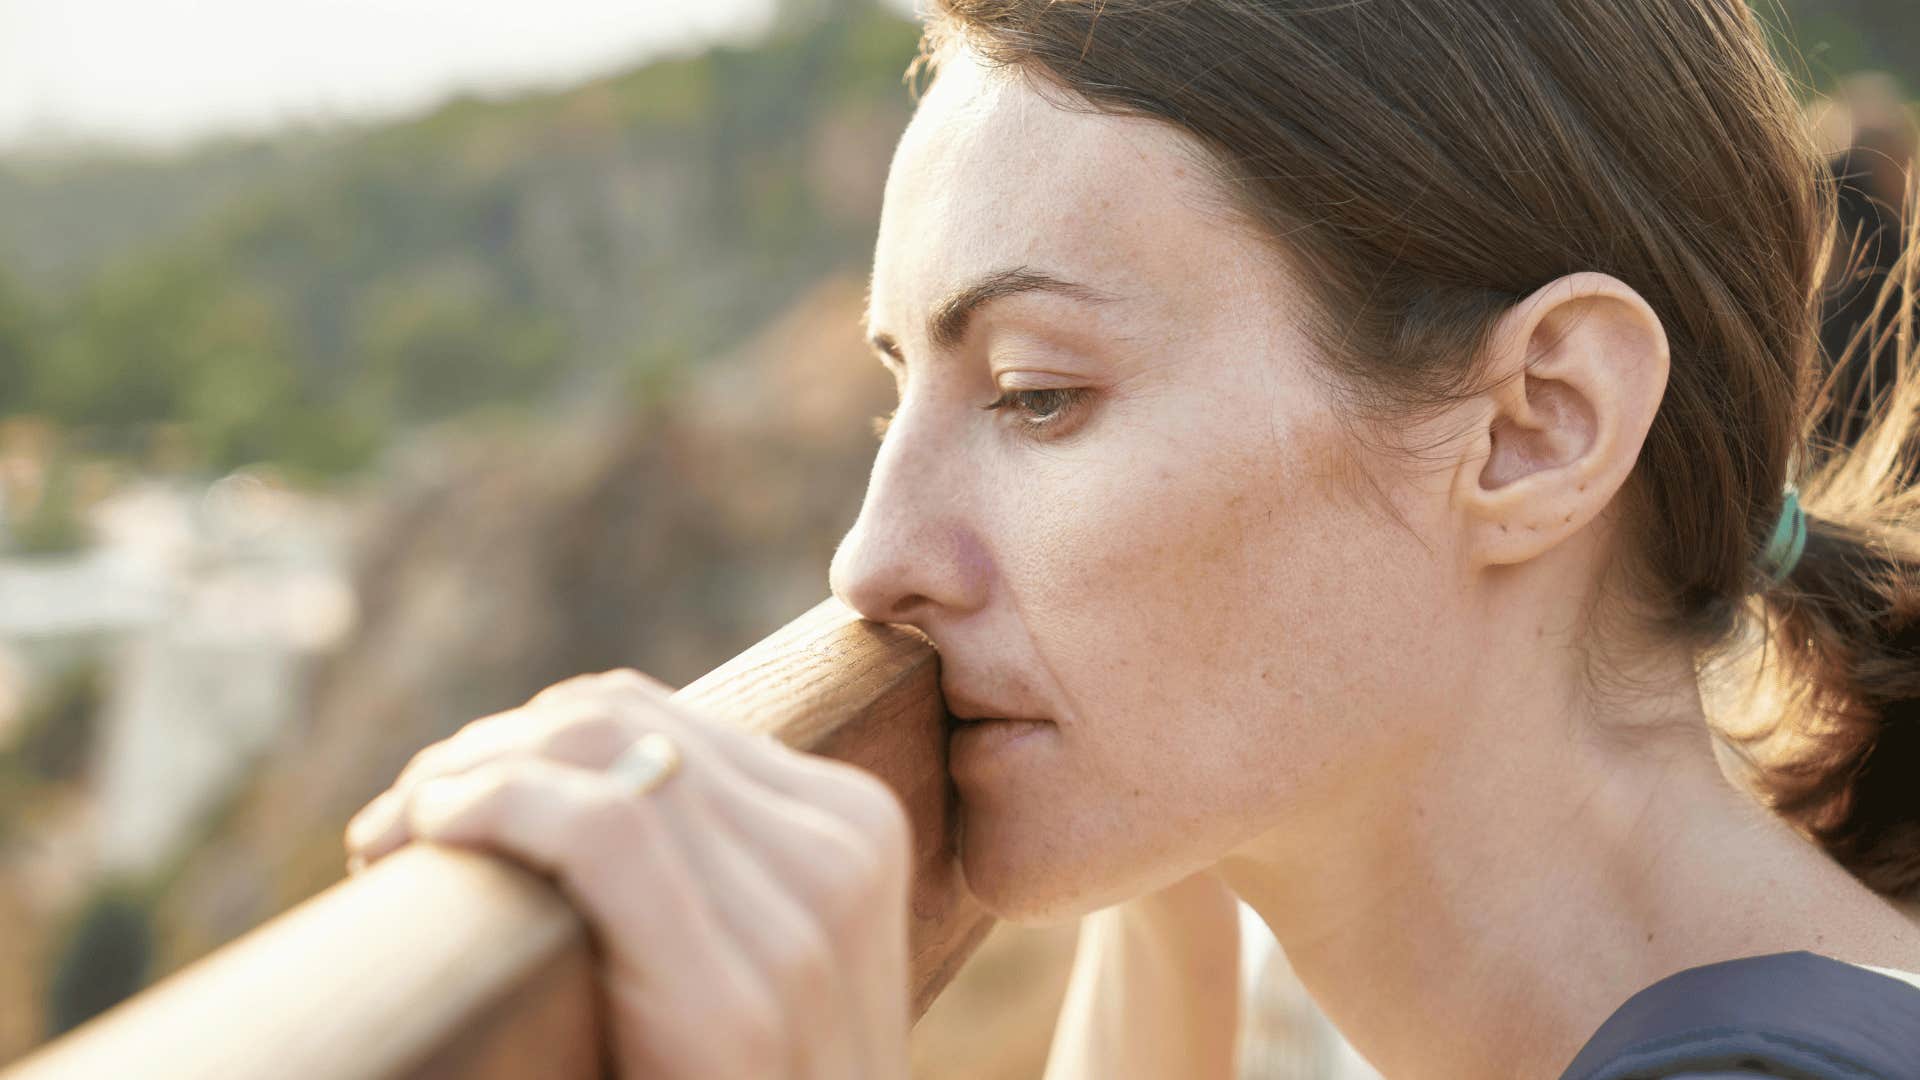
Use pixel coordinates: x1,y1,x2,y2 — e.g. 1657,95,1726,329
828,412,989,626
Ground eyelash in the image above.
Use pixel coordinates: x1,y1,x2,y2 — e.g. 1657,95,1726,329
982,387,1091,432
870,388,1091,442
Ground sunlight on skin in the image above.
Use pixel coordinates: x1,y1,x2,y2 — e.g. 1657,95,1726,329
828,45,1920,1079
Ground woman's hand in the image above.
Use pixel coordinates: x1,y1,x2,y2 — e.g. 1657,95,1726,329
341,668,914,1079
1042,869,1243,1080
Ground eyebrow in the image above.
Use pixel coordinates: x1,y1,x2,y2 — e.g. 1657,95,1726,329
865,265,1118,360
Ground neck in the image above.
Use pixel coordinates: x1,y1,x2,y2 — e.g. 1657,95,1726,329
1214,623,1914,1078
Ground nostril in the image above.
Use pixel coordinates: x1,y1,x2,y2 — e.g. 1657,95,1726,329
830,571,917,626
886,593,934,624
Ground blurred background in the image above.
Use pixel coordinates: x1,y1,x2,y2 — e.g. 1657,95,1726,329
0,1,1909,1076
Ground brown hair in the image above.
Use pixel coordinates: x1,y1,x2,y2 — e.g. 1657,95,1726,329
911,1,1920,896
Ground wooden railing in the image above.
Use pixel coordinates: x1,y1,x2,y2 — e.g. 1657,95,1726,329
2,597,995,1079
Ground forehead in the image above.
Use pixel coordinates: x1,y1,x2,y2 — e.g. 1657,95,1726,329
869,47,1248,328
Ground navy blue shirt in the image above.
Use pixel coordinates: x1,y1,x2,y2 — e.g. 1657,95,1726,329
1557,951,1920,1079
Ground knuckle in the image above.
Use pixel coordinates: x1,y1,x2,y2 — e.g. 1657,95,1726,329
398,739,453,783
573,667,676,704
470,755,525,788
593,667,662,692
527,671,606,707
533,706,627,759
398,709,523,783
461,708,519,738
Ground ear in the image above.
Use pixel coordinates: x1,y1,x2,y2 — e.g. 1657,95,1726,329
1454,272,1669,570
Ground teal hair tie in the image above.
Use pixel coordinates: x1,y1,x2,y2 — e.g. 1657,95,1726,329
1761,484,1806,586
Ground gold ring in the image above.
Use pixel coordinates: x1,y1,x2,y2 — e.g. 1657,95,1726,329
607,731,682,797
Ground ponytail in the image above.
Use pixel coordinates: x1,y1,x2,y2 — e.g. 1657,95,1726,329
1723,181,1920,897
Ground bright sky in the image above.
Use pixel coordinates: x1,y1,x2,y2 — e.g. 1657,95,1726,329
0,0,916,151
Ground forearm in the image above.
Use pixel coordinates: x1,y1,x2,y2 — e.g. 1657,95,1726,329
1041,870,1243,1080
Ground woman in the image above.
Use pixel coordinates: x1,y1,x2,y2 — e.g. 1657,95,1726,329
343,2,1920,1077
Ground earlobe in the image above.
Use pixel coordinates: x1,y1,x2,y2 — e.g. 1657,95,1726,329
1455,273,1670,570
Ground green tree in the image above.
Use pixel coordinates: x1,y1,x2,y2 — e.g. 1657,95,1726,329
351,263,568,425
35,249,376,473
0,4,927,477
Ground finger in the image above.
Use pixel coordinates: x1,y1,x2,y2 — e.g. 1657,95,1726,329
561,683,915,1021
346,698,674,863
526,667,678,709
714,736,916,1026
522,668,827,785
664,752,907,1074
348,699,723,866
345,667,906,877
497,666,900,841
347,669,731,862
420,750,832,982
344,708,538,862
578,750,877,1079
404,755,795,1077
655,790,858,1078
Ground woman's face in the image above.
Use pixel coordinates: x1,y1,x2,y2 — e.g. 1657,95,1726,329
829,48,1469,923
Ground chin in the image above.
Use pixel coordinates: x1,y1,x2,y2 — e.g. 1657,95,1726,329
954,803,1126,927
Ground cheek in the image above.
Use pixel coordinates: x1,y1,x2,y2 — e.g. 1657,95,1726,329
967,410,1437,919
1032,405,1396,756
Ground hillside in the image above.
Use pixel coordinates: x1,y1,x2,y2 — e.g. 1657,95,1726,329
0,9,922,476
0,2,1913,480
0,2,1912,1073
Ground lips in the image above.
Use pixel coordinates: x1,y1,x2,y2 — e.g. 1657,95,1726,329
949,713,1033,729
941,687,1050,728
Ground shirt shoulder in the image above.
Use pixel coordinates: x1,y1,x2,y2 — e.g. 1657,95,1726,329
1556,951,1920,1080
1858,963,1920,994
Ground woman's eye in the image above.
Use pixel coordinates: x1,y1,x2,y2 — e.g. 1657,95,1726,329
979,387,1092,435
869,387,1092,443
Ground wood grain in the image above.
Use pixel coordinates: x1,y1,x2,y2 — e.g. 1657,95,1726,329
3,597,993,1079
